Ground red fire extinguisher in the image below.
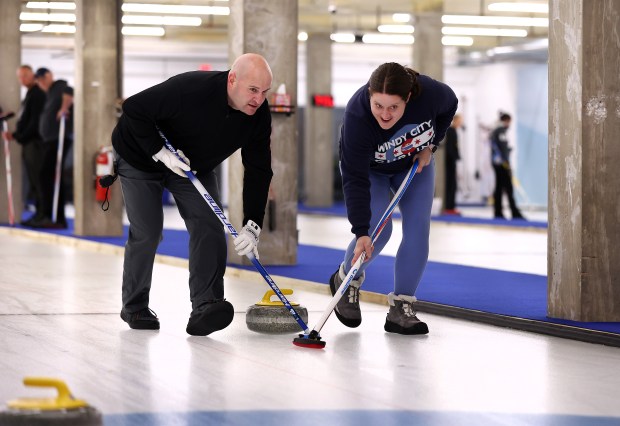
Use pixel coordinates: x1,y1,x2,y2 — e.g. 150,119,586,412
95,146,114,202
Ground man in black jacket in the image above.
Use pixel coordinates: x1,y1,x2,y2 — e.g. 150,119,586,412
112,53,273,336
2,65,46,226
443,113,462,215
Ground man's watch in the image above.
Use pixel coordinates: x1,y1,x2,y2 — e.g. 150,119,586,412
429,144,438,153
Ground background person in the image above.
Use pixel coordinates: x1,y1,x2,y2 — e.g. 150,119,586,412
1,65,46,226
329,62,457,335
111,53,273,336
443,113,463,215
490,112,524,220
33,67,74,229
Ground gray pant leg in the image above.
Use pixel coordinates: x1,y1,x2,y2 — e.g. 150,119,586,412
117,157,165,312
166,171,227,311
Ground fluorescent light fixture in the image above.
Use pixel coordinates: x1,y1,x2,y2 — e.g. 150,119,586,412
20,12,76,22
122,15,202,26
298,32,308,41
377,24,414,34
20,23,45,32
122,3,229,16
26,1,75,10
488,2,548,13
442,15,548,27
362,33,414,45
392,13,412,23
442,26,527,37
330,33,355,43
442,36,473,46
122,26,166,36
41,24,75,33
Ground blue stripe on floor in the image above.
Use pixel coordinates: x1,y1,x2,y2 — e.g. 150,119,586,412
103,410,620,426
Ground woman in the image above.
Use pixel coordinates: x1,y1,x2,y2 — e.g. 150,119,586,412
330,62,458,335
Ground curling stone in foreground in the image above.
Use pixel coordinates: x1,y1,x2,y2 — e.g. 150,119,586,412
246,289,308,333
0,377,102,426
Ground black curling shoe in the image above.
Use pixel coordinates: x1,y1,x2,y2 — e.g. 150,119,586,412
186,299,234,336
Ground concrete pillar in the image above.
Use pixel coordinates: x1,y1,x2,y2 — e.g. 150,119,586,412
0,0,23,225
303,33,333,207
413,12,446,211
548,0,620,321
228,0,298,265
73,0,123,236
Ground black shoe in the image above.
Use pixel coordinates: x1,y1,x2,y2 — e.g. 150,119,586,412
28,217,67,229
494,214,506,219
512,211,526,220
120,307,160,330
186,299,234,336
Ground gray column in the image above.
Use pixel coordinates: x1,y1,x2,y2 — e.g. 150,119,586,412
73,0,123,236
548,0,620,321
0,0,23,225
413,12,446,211
228,0,298,265
303,33,333,207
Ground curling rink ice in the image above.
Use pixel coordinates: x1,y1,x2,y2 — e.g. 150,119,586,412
1,209,620,425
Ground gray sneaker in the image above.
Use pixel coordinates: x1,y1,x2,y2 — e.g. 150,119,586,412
384,293,429,335
329,263,365,328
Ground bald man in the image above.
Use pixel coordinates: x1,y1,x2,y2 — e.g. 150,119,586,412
112,53,273,335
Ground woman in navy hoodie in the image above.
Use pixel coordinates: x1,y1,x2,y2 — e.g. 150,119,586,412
329,62,457,335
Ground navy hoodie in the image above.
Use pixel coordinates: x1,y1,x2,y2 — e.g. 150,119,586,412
339,74,458,238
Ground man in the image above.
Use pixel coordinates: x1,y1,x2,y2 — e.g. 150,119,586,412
34,67,74,229
443,113,462,215
490,112,524,220
1,65,46,226
112,53,273,336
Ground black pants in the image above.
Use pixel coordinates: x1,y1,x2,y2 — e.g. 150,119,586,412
22,140,44,218
39,138,72,223
117,157,227,314
444,158,458,210
492,163,520,217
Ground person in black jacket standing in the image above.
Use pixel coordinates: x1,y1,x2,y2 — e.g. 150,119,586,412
490,112,524,220
2,65,46,226
33,67,74,229
111,53,274,336
443,113,462,215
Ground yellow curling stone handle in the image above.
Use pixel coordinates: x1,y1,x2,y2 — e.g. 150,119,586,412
256,289,299,306
7,377,89,410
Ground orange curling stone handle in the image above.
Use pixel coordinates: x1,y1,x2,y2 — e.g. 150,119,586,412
256,289,300,306
7,377,89,410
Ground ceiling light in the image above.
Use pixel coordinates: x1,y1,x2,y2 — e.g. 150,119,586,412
26,2,75,10
362,33,414,45
377,24,414,34
442,15,548,27
122,3,229,16
20,12,76,22
20,23,45,32
41,24,75,33
298,32,308,41
330,33,355,43
442,26,527,37
122,15,202,26
488,2,548,13
442,36,473,46
392,13,412,23
122,26,166,36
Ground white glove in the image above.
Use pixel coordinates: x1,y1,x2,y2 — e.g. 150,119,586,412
234,220,261,258
152,147,191,178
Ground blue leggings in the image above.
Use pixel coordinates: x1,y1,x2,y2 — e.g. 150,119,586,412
342,160,435,296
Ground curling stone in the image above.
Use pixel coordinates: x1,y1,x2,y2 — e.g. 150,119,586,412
246,289,308,333
0,377,102,426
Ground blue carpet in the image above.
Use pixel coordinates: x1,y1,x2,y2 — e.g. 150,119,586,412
6,216,618,337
